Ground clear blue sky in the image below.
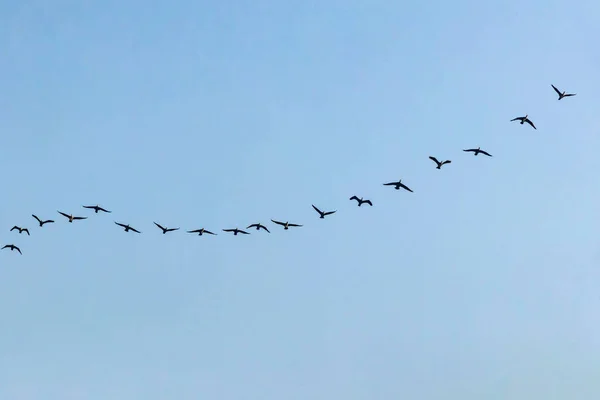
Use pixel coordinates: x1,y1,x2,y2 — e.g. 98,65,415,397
1,0,599,398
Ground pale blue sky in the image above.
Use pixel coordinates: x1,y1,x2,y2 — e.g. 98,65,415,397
1,0,600,399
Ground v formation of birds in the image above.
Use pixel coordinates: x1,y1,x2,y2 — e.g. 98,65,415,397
2,85,576,256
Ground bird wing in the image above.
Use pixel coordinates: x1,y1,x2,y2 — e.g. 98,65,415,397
187,229,200,233
72,216,87,220
525,119,536,129
246,224,258,229
349,196,359,201
480,150,492,157
324,210,336,216
223,229,234,232
115,222,127,228
383,182,397,186
364,200,373,206
429,156,440,164
57,211,70,218
130,227,141,233
400,183,413,192
154,222,165,230
10,226,18,231
167,227,180,232
271,219,285,226
463,149,475,152
260,225,270,233
312,204,323,214
551,84,562,96
44,220,55,224
442,160,452,165
564,93,576,97
510,117,523,122
1,245,8,249
82,205,94,209
24,229,30,235
15,246,22,254
288,223,302,227
205,230,216,235
32,215,42,223
239,230,250,234
98,207,111,213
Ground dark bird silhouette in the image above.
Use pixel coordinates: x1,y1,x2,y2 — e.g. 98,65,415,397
154,222,179,234
463,147,492,157
429,156,451,169
510,115,536,129
114,222,141,233
312,204,336,219
383,179,413,192
223,228,250,236
10,226,29,236
349,196,373,207
247,223,270,233
32,214,54,227
2,244,22,254
551,84,576,100
271,219,302,230
57,211,87,223
187,228,216,236
83,204,111,213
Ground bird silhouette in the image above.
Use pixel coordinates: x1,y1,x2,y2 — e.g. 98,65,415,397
429,156,451,169
271,219,302,230
551,84,576,100
10,226,30,236
349,196,373,206
114,222,141,233
187,228,216,236
223,228,250,236
383,179,413,192
57,211,87,223
510,115,536,129
32,214,54,227
247,223,270,233
83,205,111,213
463,147,492,157
2,244,22,254
154,222,179,234
312,205,336,219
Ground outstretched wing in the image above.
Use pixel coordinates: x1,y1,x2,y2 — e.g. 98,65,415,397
383,182,397,186
72,216,87,220
525,119,536,129
114,221,127,228
15,246,22,254
324,210,336,216
551,84,562,96
480,150,492,157
510,117,523,122
23,229,30,236
429,156,440,165
154,222,166,231
82,205,94,210
442,160,452,165
167,227,180,232
400,183,413,192
564,93,576,97
130,227,141,233
204,230,216,235
57,211,70,219
239,230,250,234
223,229,234,232
246,224,258,229
364,200,373,206
259,225,270,233
98,207,111,213
32,214,42,223
10,226,18,231
288,223,302,227
312,204,323,215
463,149,475,152
271,219,285,226
349,196,359,202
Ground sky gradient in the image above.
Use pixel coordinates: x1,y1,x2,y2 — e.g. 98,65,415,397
1,0,600,399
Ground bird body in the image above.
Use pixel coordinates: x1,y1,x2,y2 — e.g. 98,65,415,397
271,219,302,230
10,226,30,235
463,147,492,157
58,211,87,223
429,156,451,169
349,196,373,206
2,244,22,254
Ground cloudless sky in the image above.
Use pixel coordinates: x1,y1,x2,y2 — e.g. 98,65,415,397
1,0,600,398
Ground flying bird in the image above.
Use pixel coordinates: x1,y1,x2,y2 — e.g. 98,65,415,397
551,84,576,100
114,222,141,233
349,196,373,207
32,214,54,227
154,222,179,234
271,219,302,230
10,226,29,236
383,179,413,192
510,115,536,129
223,228,250,236
57,211,87,223
429,156,451,169
2,244,22,254
187,228,216,236
83,205,111,213
463,147,492,157
312,205,336,219
247,223,270,233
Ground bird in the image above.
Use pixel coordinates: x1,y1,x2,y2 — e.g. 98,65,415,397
349,196,373,206
32,214,54,227
312,204,336,219
83,204,111,213
247,223,270,233
383,179,413,192
510,115,536,129
57,211,87,223
187,228,216,236
551,84,576,100
463,147,492,157
10,226,29,236
429,156,451,169
114,222,141,233
2,244,22,254
154,222,179,234
271,219,303,230
223,228,250,235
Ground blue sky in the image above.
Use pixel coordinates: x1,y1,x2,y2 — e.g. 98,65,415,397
1,0,599,398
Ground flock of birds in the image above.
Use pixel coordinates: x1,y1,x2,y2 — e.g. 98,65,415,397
2,84,577,256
